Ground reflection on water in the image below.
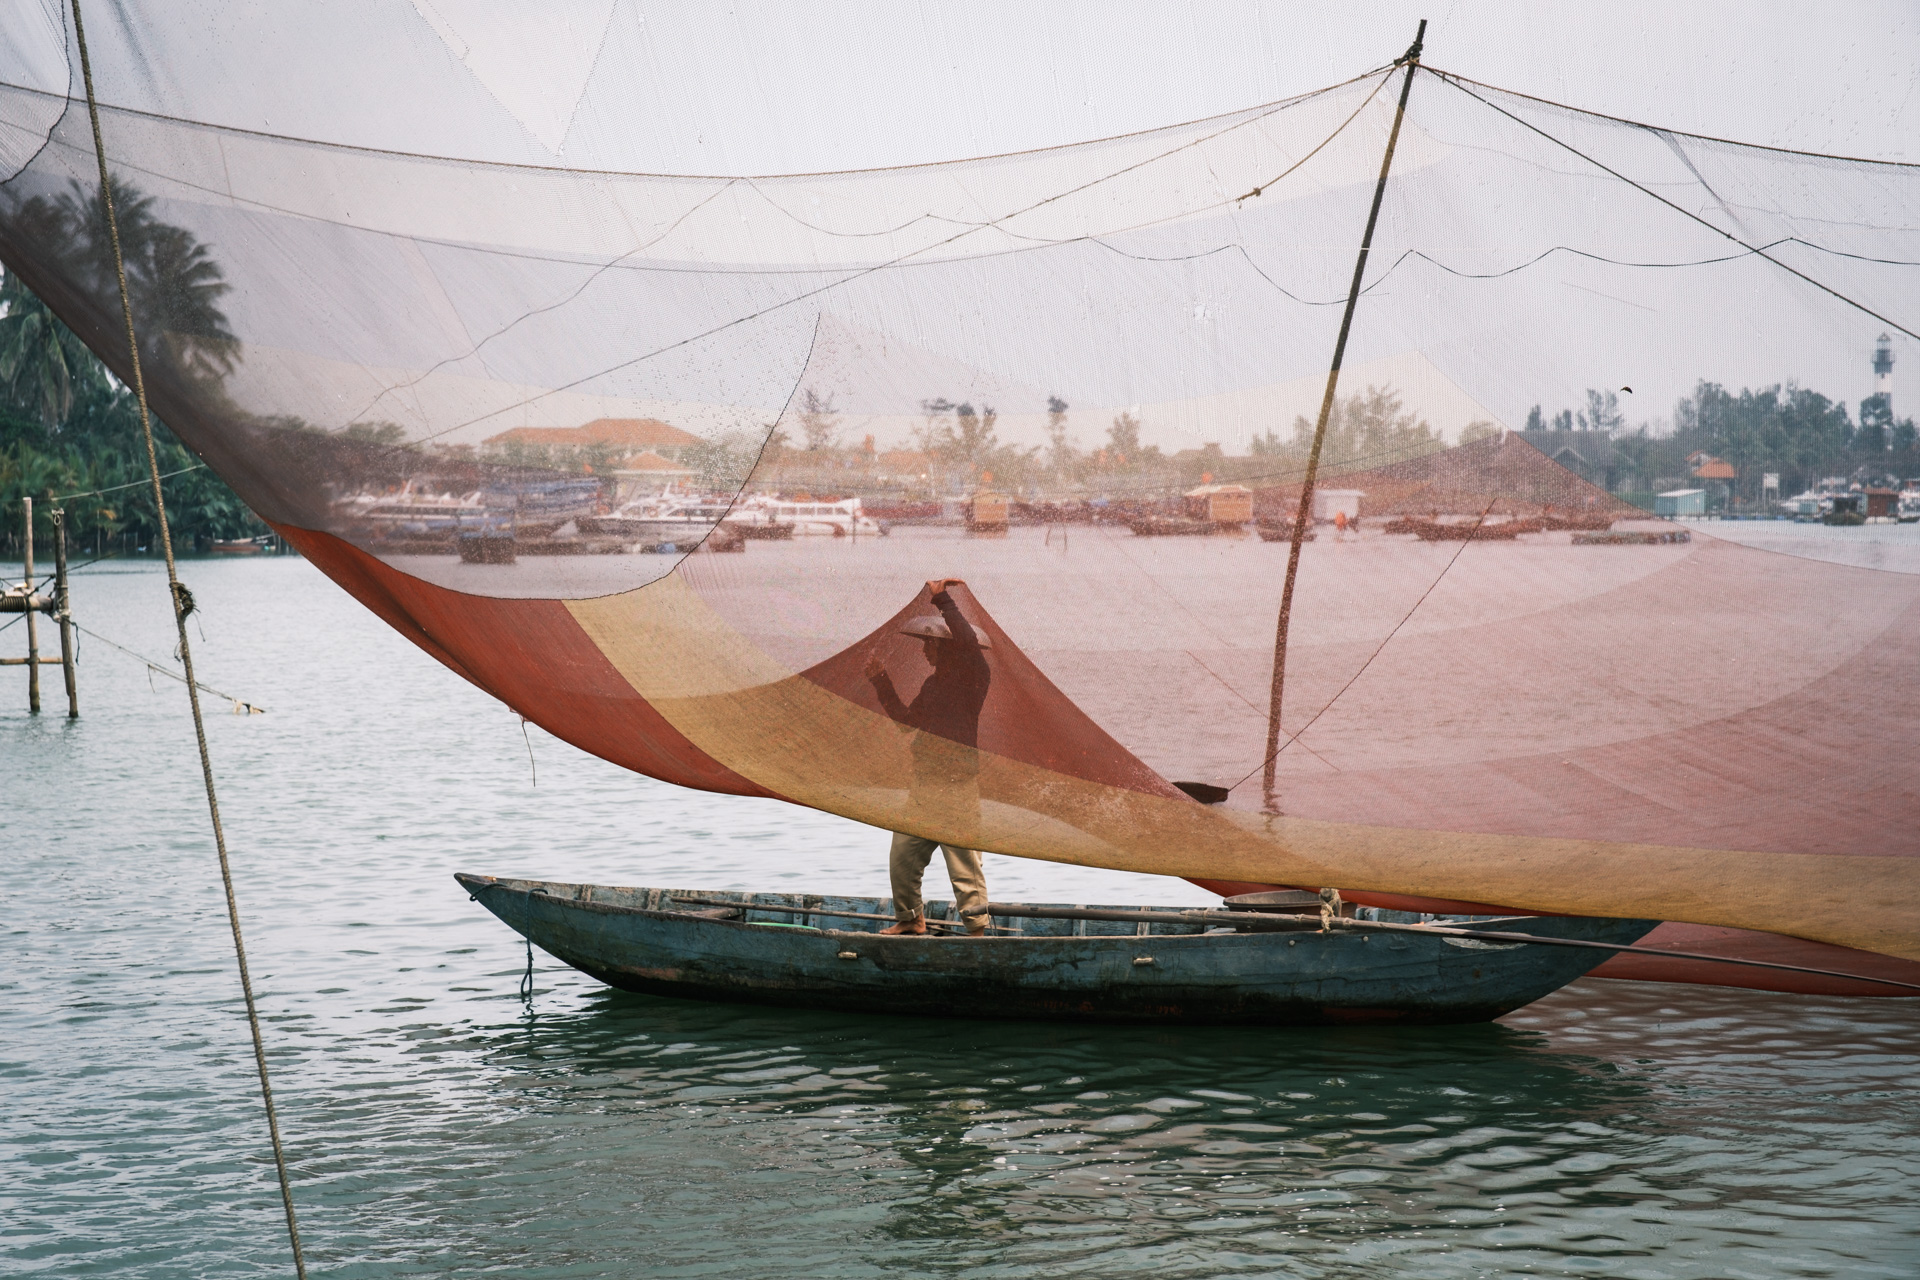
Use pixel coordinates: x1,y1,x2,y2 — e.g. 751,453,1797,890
477,995,1647,1274
5,559,1917,1279
388,984,1909,1279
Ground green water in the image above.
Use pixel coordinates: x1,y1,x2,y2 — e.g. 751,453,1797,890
4,559,1916,1277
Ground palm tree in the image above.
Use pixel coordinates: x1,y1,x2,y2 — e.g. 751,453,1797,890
0,266,104,428
8,176,237,387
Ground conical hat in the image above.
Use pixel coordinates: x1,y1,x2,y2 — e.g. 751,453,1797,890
899,615,990,647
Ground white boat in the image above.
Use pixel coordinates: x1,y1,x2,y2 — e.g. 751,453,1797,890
1899,483,1920,523
737,496,883,537
339,480,489,532
582,493,730,542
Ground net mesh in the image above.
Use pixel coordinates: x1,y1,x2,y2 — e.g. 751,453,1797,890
4,5,1917,961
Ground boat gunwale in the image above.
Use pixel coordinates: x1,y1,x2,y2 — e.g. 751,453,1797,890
458,873,1549,946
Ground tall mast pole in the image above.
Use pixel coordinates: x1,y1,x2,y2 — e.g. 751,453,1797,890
68,2,307,1274
1263,20,1425,810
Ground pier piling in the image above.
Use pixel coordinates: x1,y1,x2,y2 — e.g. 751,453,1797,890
3,497,78,715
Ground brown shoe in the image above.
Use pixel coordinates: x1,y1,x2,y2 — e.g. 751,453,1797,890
879,916,927,935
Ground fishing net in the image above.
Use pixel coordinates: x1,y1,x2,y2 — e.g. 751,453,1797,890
3,4,1916,966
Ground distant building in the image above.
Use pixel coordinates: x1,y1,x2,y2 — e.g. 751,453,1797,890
610,450,696,499
1687,452,1736,482
486,417,701,462
1519,428,1624,491
1873,332,1893,413
1185,482,1253,524
875,449,932,482
1654,488,1705,517
1314,489,1364,522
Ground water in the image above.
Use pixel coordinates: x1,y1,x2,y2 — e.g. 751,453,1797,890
4,558,1917,1278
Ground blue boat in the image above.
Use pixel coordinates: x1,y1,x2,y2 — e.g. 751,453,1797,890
457,874,1657,1026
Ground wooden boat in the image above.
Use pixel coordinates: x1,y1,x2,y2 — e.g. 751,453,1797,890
456,873,1657,1026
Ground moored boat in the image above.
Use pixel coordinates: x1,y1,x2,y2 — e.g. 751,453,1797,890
457,873,1657,1026
736,496,883,537
581,495,732,543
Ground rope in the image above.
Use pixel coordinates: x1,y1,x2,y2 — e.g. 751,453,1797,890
74,623,266,712
67,4,306,1276
518,886,537,1001
1434,70,1920,345
52,462,205,502
0,63,1391,181
1236,498,1498,793
397,71,1395,449
1264,22,1425,810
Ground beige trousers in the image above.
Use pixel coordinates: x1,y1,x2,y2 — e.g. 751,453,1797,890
888,831,989,927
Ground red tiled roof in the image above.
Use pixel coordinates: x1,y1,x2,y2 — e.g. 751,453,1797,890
486,417,700,448
1692,459,1737,480
613,451,694,474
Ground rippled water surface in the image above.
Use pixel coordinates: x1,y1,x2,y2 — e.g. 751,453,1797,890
5,559,1918,1278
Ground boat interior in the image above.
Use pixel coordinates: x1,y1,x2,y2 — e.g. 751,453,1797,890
477,878,1511,938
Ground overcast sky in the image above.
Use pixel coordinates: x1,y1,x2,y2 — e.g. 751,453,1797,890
12,1,1915,169
581,0,1920,173
4,0,1913,432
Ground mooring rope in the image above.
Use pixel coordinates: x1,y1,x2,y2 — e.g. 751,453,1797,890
67,3,307,1275
74,622,267,713
518,886,538,1002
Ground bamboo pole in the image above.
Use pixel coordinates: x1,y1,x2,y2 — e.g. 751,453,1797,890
52,507,77,717
68,1,306,1271
1262,20,1425,810
23,496,40,713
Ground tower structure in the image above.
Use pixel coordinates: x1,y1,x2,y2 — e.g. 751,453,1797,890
1873,332,1893,412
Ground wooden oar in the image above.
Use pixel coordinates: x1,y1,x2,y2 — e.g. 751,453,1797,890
668,895,1920,991
1331,919,1920,994
999,902,1920,992
987,902,1319,932
667,896,1018,933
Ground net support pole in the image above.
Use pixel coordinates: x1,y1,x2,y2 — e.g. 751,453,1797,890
52,507,77,717
66,3,307,1275
1262,20,1425,809
22,496,40,712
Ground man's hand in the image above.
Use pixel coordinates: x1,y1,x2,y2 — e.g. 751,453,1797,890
926,577,964,597
864,652,886,682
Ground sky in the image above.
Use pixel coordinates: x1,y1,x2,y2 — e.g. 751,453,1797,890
7,0,1914,170
567,1,1920,173
2,0,1914,438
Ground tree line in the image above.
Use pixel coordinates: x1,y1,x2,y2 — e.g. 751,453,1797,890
1,178,264,558
764,384,1462,498
1527,384,1917,502
6,175,1912,545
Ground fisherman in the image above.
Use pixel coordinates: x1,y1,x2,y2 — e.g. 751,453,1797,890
864,578,993,936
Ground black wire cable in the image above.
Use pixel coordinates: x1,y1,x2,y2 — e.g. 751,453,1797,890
1432,70,1918,343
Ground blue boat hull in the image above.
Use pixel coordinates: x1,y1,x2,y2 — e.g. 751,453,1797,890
457,874,1658,1026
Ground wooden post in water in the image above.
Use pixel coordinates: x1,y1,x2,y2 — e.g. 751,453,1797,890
2,498,70,710
23,496,39,714
52,507,78,717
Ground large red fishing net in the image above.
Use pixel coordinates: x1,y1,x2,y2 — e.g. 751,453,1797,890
2,4,1915,986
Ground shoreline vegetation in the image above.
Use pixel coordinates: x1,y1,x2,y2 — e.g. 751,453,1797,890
4,178,1915,560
